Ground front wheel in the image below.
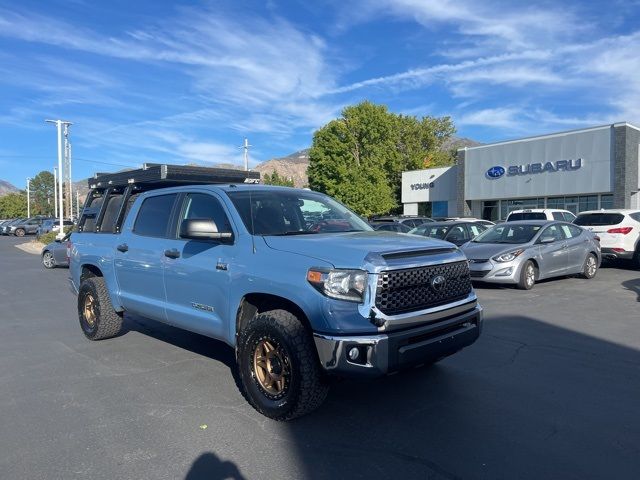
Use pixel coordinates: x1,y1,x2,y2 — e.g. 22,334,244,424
42,251,55,269
517,260,536,290
15,228,25,237
236,309,328,420
581,253,598,279
77,277,123,340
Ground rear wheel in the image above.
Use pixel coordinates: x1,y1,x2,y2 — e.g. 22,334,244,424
517,260,536,290
237,309,328,420
77,277,123,340
42,251,55,269
15,228,25,237
581,253,598,279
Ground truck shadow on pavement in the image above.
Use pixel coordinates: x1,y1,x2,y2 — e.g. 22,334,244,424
284,315,640,479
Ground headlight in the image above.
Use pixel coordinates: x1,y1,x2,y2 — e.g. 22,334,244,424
493,249,524,263
307,268,368,302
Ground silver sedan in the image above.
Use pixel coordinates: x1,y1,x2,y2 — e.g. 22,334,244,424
41,233,72,269
461,220,601,290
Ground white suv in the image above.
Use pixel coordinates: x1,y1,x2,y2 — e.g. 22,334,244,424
506,209,576,222
574,210,640,266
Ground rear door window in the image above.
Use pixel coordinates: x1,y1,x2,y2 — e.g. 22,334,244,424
574,213,624,226
133,194,178,238
552,212,565,221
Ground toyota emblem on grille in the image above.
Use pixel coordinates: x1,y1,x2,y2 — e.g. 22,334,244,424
430,275,447,292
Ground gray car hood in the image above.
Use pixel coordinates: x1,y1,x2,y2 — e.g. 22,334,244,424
263,231,456,269
462,241,530,260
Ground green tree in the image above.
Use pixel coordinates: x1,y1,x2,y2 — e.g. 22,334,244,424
0,192,27,218
262,170,295,187
29,170,55,216
308,101,455,215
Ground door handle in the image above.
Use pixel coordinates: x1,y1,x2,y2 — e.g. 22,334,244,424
164,249,180,259
117,243,128,253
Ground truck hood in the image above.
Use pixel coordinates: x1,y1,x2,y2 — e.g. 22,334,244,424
262,231,458,269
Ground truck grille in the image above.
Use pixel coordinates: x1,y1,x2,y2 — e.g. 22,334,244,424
375,261,472,315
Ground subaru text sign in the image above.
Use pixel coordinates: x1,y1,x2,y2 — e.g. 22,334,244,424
487,158,582,179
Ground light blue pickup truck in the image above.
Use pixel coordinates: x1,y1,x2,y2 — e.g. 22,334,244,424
69,165,483,420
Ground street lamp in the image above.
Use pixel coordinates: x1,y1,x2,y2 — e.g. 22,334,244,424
26,177,31,218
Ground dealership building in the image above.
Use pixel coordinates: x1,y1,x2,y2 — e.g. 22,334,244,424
402,122,640,221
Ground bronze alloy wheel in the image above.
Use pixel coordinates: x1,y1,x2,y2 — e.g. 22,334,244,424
83,293,97,328
252,338,291,398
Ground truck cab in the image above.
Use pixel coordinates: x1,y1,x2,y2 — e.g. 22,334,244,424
70,165,483,420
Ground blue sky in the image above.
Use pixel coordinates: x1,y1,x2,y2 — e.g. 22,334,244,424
0,0,639,187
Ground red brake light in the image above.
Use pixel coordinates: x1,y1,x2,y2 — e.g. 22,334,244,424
607,227,633,235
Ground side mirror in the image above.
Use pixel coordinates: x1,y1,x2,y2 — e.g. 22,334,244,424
180,219,233,241
539,236,555,244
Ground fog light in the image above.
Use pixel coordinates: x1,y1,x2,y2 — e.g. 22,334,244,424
495,267,513,277
348,347,360,361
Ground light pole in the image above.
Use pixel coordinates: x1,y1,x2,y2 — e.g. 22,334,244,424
26,177,31,218
46,119,71,238
53,167,58,218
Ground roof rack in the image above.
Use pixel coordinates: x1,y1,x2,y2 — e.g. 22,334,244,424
87,163,260,190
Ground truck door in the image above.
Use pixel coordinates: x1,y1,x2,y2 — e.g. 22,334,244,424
114,192,179,321
162,192,235,340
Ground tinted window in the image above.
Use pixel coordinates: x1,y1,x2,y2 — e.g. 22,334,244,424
540,225,566,241
227,190,371,235
133,194,177,237
552,212,564,221
574,213,624,226
508,212,547,221
180,193,232,235
630,213,640,222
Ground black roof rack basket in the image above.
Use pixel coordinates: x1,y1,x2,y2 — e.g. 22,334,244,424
88,163,260,190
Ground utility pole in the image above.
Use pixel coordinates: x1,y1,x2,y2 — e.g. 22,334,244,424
239,138,252,171
46,119,72,238
63,123,72,219
53,167,58,218
26,177,31,218
76,191,80,219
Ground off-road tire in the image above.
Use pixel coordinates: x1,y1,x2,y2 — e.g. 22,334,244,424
15,228,25,237
580,253,598,279
236,309,328,420
77,277,123,340
42,251,55,269
517,260,536,290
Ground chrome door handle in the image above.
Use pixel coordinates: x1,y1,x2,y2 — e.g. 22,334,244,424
164,249,180,259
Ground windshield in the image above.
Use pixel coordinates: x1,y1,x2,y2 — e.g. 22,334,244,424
473,223,542,244
227,189,373,235
410,225,450,239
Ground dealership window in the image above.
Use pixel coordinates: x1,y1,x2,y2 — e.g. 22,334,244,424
482,201,499,221
579,195,598,212
500,198,545,219
600,194,613,209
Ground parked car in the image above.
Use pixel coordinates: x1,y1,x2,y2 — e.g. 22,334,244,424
462,220,601,289
37,219,75,237
371,215,434,228
70,165,483,420
432,216,495,227
1,218,26,235
0,219,16,231
506,209,576,222
370,222,412,233
574,210,640,266
41,232,72,268
409,221,487,246
7,217,54,237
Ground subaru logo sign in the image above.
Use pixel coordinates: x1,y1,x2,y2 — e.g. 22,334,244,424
486,166,505,179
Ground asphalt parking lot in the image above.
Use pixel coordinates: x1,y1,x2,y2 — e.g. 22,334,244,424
1,235,639,480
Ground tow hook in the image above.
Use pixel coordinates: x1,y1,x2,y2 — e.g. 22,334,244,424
369,309,386,328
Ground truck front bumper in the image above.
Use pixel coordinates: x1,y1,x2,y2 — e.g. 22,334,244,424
313,304,483,377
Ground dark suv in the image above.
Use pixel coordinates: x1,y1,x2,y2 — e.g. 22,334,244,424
8,217,54,237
